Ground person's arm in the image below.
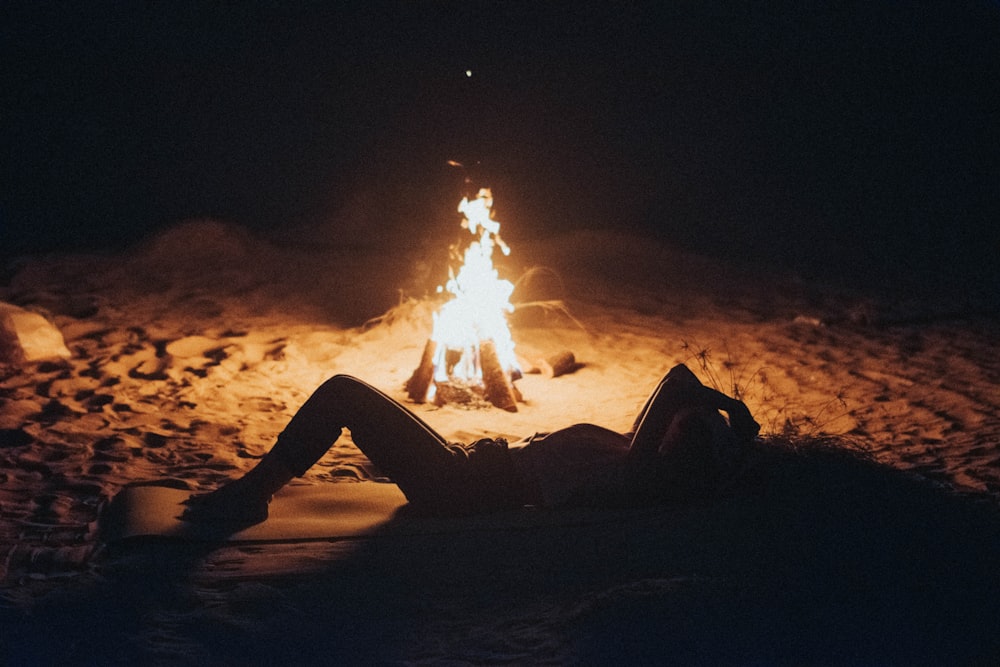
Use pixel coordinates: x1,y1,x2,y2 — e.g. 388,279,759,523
697,386,760,443
628,364,761,460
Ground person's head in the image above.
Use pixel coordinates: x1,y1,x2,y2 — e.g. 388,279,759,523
658,407,743,495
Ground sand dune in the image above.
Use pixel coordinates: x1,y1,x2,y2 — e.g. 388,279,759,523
1,220,998,663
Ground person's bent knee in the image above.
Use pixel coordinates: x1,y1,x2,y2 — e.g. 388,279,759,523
666,363,699,384
316,374,361,391
311,374,373,402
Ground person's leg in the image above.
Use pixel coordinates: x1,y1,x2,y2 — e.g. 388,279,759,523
627,364,706,460
273,374,457,504
184,375,461,522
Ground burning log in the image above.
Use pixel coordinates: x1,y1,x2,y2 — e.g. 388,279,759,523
480,339,519,412
404,339,437,403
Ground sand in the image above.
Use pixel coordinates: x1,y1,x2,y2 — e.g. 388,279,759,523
1,219,998,664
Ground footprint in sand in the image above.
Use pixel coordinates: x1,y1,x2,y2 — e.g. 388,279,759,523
127,349,170,381
29,398,76,424
164,334,249,379
16,446,70,475
0,428,34,448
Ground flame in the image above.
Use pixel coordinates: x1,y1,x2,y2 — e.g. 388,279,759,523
427,188,519,400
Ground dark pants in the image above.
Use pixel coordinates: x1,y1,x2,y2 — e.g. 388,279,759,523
271,375,521,514
627,363,707,457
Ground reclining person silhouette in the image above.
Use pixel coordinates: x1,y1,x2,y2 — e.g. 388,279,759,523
183,363,760,524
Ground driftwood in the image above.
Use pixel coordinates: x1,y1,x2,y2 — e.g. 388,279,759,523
479,339,519,412
540,350,577,378
404,339,437,402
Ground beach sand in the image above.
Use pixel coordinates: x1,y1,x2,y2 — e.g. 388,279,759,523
2,219,998,664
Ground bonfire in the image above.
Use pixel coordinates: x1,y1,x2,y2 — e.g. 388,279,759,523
405,188,523,411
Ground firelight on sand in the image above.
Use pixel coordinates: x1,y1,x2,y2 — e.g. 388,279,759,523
406,188,522,409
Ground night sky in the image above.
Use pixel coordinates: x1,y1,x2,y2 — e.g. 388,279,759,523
4,2,999,291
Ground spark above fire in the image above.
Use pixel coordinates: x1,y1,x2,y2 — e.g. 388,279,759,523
405,188,522,411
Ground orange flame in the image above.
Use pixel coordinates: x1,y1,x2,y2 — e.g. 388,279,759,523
427,188,519,400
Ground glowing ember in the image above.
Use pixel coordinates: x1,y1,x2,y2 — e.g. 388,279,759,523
410,188,521,408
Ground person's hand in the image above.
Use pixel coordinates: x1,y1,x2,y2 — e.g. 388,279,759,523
727,402,760,443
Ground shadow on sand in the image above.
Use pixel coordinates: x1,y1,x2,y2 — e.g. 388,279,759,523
4,437,999,665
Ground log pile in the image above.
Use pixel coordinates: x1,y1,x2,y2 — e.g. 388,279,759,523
405,339,582,412
405,338,522,412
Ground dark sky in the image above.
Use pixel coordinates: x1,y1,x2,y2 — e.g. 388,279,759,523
3,1,999,289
